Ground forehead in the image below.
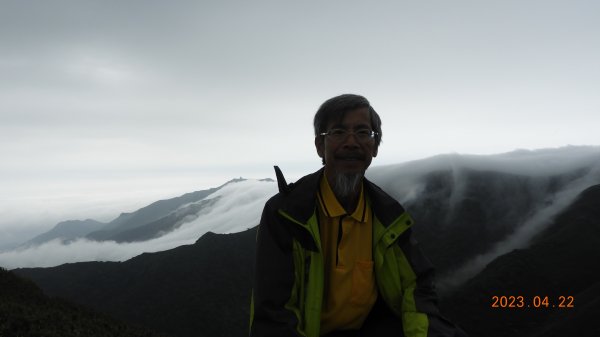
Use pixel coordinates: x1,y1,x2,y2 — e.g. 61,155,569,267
327,107,372,128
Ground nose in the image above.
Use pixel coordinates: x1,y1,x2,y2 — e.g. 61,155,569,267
341,132,360,148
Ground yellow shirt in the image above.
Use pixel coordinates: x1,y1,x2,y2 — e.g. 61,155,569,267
317,175,378,335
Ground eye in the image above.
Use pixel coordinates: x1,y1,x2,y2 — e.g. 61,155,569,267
356,129,372,138
329,128,347,136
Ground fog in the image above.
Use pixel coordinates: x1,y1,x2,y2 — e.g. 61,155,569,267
369,146,600,291
434,175,594,292
437,156,600,292
0,180,277,269
2,146,599,294
3,1,599,252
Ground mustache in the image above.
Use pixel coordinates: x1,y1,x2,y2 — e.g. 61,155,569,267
335,152,365,160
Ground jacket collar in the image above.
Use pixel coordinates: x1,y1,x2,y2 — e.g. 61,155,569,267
276,167,405,228
363,178,405,227
278,168,323,224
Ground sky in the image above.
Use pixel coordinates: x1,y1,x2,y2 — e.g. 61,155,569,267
1,0,599,248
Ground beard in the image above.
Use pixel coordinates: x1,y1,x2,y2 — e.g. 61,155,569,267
332,171,363,201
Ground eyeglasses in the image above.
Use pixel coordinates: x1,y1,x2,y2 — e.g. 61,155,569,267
320,128,378,143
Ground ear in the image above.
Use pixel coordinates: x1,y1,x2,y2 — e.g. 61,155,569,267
372,145,378,158
315,136,324,158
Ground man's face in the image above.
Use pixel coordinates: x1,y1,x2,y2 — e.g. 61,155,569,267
315,107,379,179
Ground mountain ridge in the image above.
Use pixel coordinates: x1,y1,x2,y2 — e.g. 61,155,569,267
24,219,105,246
20,178,250,248
13,181,600,336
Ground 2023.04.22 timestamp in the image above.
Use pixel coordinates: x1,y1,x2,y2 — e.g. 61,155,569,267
491,295,574,309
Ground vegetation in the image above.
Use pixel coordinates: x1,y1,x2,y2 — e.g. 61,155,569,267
15,229,257,337
440,184,600,337
11,184,600,337
0,267,168,337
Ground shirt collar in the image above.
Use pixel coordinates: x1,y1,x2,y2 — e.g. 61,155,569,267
318,173,369,223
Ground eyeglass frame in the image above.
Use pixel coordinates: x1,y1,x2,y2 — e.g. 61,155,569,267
319,128,379,142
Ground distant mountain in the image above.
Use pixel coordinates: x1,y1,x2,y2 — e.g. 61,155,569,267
25,219,105,246
104,197,221,242
7,147,600,336
3,177,274,269
403,167,590,277
23,178,246,247
368,148,600,288
9,147,600,271
14,186,600,336
0,267,168,337
85,184,225,242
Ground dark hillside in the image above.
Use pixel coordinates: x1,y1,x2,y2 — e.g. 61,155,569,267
13,183,600,337
440,184,600,337
404,168,590,275
16,228,257,337
0,267,167,337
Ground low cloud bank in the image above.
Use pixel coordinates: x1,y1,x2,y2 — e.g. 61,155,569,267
369,146,600,202
436,161,600,292
2,146,599,279
0,180,277,269
370,146,600,292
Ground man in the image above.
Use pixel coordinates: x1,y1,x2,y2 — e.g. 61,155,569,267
250,94,466,337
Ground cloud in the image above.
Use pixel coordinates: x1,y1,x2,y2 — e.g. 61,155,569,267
370,146,600,292
436,160,600,292
1,0,599,296
0,180,277,269
2,2,599,246
3,146,600,272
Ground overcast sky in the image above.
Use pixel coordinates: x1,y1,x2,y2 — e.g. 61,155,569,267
1,0,599,247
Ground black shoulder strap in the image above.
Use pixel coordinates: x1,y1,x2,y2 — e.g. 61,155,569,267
274,165,293,194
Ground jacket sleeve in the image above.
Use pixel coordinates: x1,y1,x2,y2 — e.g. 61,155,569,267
398,229,468,337
250,197,303,337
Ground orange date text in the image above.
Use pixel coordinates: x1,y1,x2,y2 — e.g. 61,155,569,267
491,295,574,309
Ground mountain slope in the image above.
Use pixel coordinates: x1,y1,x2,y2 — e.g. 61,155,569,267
369,150,600,287
403,168,574,272
15,185,600,337
7,148,600,336
440,184,600,337
25,219,105,246
0,267,168,337
15,228,257,337
8,147,599,271
2,178,274,269
24,181,241,247
101,197,221,243
85,185,223,241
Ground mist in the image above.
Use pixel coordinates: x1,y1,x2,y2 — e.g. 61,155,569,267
2,146,599,295
0,180,277,269
369,146,600,292
3,2,599,250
